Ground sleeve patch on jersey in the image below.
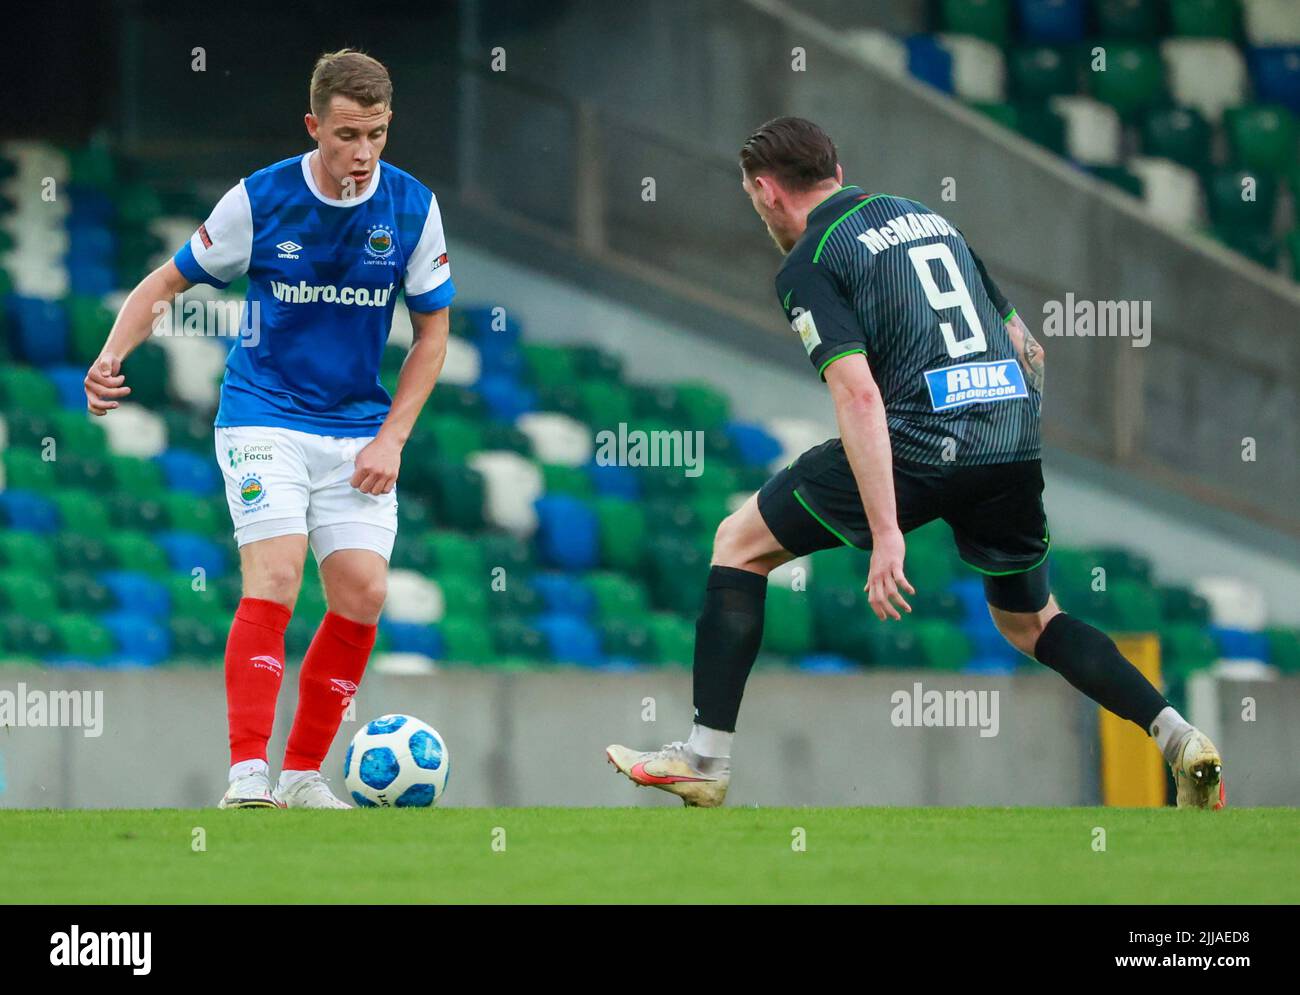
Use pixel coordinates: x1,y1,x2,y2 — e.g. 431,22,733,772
432,252,448,271
198,223,212,249
790,308,821,355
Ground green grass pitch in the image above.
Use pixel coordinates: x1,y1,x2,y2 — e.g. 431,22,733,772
1,807,1296,903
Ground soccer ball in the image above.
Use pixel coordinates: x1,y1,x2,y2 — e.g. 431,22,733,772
344,714,450,808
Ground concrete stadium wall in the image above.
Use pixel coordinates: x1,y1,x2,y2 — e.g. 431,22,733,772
1,665,1295,809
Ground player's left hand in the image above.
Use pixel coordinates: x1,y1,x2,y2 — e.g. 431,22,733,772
351,435,402,495
865,528,915,621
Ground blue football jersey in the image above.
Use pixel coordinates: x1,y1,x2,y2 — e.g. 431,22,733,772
173,151,455,435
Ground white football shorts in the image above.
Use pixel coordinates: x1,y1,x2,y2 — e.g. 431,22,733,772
215,425,397,563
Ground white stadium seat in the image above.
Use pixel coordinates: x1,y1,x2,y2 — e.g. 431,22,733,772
1161,39,1248,124
98,403,168,458
371,652,437,675
763,417,829,471
515,411,593,467
843,29,909,78
937,34,1008,103
469,449,544,536
1243,0,1300,46
1128,157,1206,228
1193,576,1269,631
386,569,443,623
1050,96,1123,165
438,334,482,386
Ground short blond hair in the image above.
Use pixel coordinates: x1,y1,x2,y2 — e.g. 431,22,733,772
309,49,392,117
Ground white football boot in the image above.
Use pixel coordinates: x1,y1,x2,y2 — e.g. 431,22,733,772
272,772,352,809
605,742,730,808
1167,728,1226,810
218,770,279,809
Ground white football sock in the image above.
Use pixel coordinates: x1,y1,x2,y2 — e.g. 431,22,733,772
229,759,268,782
278,769,317,789
687,723,733,759
1149,706,1193,761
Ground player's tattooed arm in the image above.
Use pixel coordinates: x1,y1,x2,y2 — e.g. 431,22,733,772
1006,312,1045,393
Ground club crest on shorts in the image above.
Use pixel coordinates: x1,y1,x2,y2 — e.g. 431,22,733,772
239,475,266,505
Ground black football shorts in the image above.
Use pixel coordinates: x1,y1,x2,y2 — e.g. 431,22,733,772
757,439,1051,612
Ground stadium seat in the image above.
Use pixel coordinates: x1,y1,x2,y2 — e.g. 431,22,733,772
0,490,59,532
1096,0,1165,41
1017,0,1087,43
99,611,171,664
1088,43,1167,117
1242,0,1300,45
470,450,543,535
534,495,599,571
99,404,168,459
381,621,443,658
1224,104,1298,173
764,586,814,656
645,612,695,666
1127,157,1207,226
1162,38,1249,121
0,569,57,618
97,570,170,617
1008,44,1080,98
936,34,1007,102
941,0,1012,45
516,412,592,467
1171,0,1241,38
1140,105,1214,170
535,613,602,665
1051,96,1124,163
906,35,956,94
1249,46,1300,114
1206,167,1278,228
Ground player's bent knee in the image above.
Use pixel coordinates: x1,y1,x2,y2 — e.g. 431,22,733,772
989,599,1061,657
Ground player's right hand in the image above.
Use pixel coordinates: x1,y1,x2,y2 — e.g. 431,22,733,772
85,352,131,416
865,528,915,621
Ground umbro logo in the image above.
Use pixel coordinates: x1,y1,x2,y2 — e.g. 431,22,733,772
276,240,302,259
250,655,283,675
329,679,358,696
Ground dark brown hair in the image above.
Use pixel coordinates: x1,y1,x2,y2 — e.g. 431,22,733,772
309,49,393,117
739,117,838,190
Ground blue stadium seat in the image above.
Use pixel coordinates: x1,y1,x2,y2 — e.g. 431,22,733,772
1210,626,1270,660
947,577,989,621
534,495,599,569
0,490,59,532
381,621,443,657
1250,47,1300,114
64,223,115,261
46,365,92,409
724,422,783,467
1017,0,1087,43
531,572,596,616
797,653,858,673
67,262,117,297
961,616,1022,665
587,460,641,499
156,449,221,494
906,35,955,94
474,341,525,379
97,570,171,618
66,187,117,226
534,613,602,665
99,611,172,664
154,531,228,577
5,295,69,365
476,371,536,421
461,305,522,344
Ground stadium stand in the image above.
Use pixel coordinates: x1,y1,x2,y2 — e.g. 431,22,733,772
1,138,1298,694
846,0,1300,278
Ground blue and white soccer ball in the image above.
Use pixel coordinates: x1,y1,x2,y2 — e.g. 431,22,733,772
344,714,450,808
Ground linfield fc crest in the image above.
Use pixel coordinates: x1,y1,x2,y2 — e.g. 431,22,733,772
364,225,395,259
239,475,266,505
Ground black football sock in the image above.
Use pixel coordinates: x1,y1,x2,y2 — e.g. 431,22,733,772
1033,612,1170,730
691,566,768,734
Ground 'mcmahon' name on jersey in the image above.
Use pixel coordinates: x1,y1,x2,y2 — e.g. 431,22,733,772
174,152,455,435
775,187,1040,466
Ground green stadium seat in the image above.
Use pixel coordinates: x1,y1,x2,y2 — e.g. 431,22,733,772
159,491,224,536
593,496,647,572
1088,546,1153,584
1160,623,1218,679
1225,104,1298,175
50,410,106,456
55,572,114,613
644,497,703,538
940,0,1011,45
970,101,1019,130
645,612,695,666
425,530,487,579
0,615,59,657
1088,44,1166,117
478,531,534,574
107,453,166,494
586,571,650,621
1213,225,1278,267
675,383,730,430
389,530,437,573
764,586,813,656
1207,168,1278,229
104,531,170,575
105,492,168,531
50,489,113,535
163,409,216,453
0,570,57,618
1096,0,1164,40
915,620,974,670
1170,0,1240,38
0,530,58,575
867,627,928,667
578,379,635,431
69,144,115,189
121,342,170,408
522,343,579,384
2,450,58,492
165,574,228,622
436,573,490,621
1008,45,1080,99
1157,585,1212,625
1140,105,1214,170
66,296,116,364
0,366,57,412
1288,230,1300,281
1014,101,1069,154
1091,165,1145,198
646,535,709,614
541,463,593,499
428,461,487,531
285,614,317,657
168,616,224,658
1264,628,1300,673
491,616,548,659
53,453,113,491
479,421,532,455
632,384,686,423
51,613,116,659
570,344,624,381
598,617,654,660
419,414,483,463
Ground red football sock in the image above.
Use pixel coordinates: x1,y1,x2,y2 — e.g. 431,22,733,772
224,597,293,767
282,611,377,772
